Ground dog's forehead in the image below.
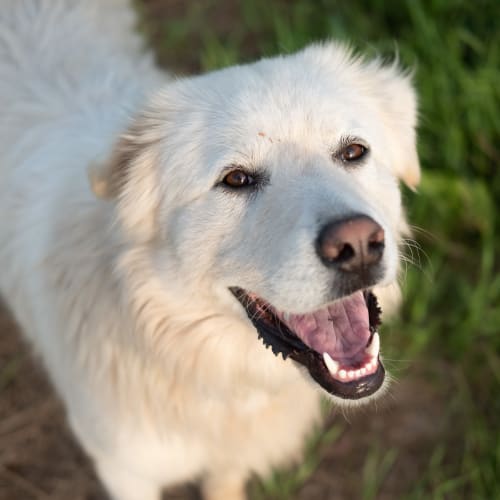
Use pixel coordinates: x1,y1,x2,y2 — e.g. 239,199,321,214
167,59,381,164
210,60,375,134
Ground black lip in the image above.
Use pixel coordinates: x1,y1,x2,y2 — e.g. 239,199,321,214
230,287,385,400
290,349,385,399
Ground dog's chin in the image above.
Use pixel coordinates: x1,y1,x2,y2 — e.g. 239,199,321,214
230,287,385,401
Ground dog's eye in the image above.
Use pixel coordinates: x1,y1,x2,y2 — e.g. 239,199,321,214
340,143,367,162
223,169,255,188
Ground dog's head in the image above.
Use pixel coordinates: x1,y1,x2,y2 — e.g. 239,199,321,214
91,43,419,403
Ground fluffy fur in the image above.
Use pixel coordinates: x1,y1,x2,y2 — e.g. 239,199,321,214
0,1,419,499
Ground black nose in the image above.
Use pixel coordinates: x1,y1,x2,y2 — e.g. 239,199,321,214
316,215,385,273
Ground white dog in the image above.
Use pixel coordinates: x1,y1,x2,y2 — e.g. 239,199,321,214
0,1,419,499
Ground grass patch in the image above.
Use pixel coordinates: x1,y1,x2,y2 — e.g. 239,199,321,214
250,421,344,500
0,355,23,391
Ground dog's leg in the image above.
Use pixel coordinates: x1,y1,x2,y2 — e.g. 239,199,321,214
201,473,247,500
96,458,162,500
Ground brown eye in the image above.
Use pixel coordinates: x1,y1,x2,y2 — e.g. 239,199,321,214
340,143,367,162
223,169,255,188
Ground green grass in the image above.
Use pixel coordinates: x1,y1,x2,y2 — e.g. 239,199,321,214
251,421,344,500
139,0,500,497
0,355,22,391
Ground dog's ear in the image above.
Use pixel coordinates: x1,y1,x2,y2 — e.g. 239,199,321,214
370,63,420,190
88,114,163,241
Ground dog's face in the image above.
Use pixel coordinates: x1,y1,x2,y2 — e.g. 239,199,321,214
94,43,419,403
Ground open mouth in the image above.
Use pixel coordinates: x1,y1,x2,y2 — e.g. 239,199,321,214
230,288,384,400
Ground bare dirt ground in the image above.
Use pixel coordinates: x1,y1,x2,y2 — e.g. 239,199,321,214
0,300,450,500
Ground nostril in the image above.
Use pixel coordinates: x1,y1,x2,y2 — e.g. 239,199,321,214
335,243,355,263
368,240,384,251
367,228,385,257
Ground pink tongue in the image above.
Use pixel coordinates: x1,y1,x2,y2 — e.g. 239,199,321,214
279,291,370,363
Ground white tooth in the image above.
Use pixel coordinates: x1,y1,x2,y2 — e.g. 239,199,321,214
355,369,362,378
323,352,339,375
365,332,380,358
349,370,356,380
339,369,347,379
283,312,290,322
360,368,367,376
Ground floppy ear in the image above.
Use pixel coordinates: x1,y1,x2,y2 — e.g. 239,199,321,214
371,64,421,190
88,113,164,241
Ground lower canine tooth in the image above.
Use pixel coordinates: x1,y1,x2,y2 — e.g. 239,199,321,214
323,352,339,375
365,332,380,358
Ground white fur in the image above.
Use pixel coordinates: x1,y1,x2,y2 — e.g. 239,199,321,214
0,1,419,499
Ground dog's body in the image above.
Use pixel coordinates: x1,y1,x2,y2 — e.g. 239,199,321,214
0,1,419,499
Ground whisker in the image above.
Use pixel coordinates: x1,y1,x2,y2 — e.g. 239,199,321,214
398,238,435,283
408,224,438,241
